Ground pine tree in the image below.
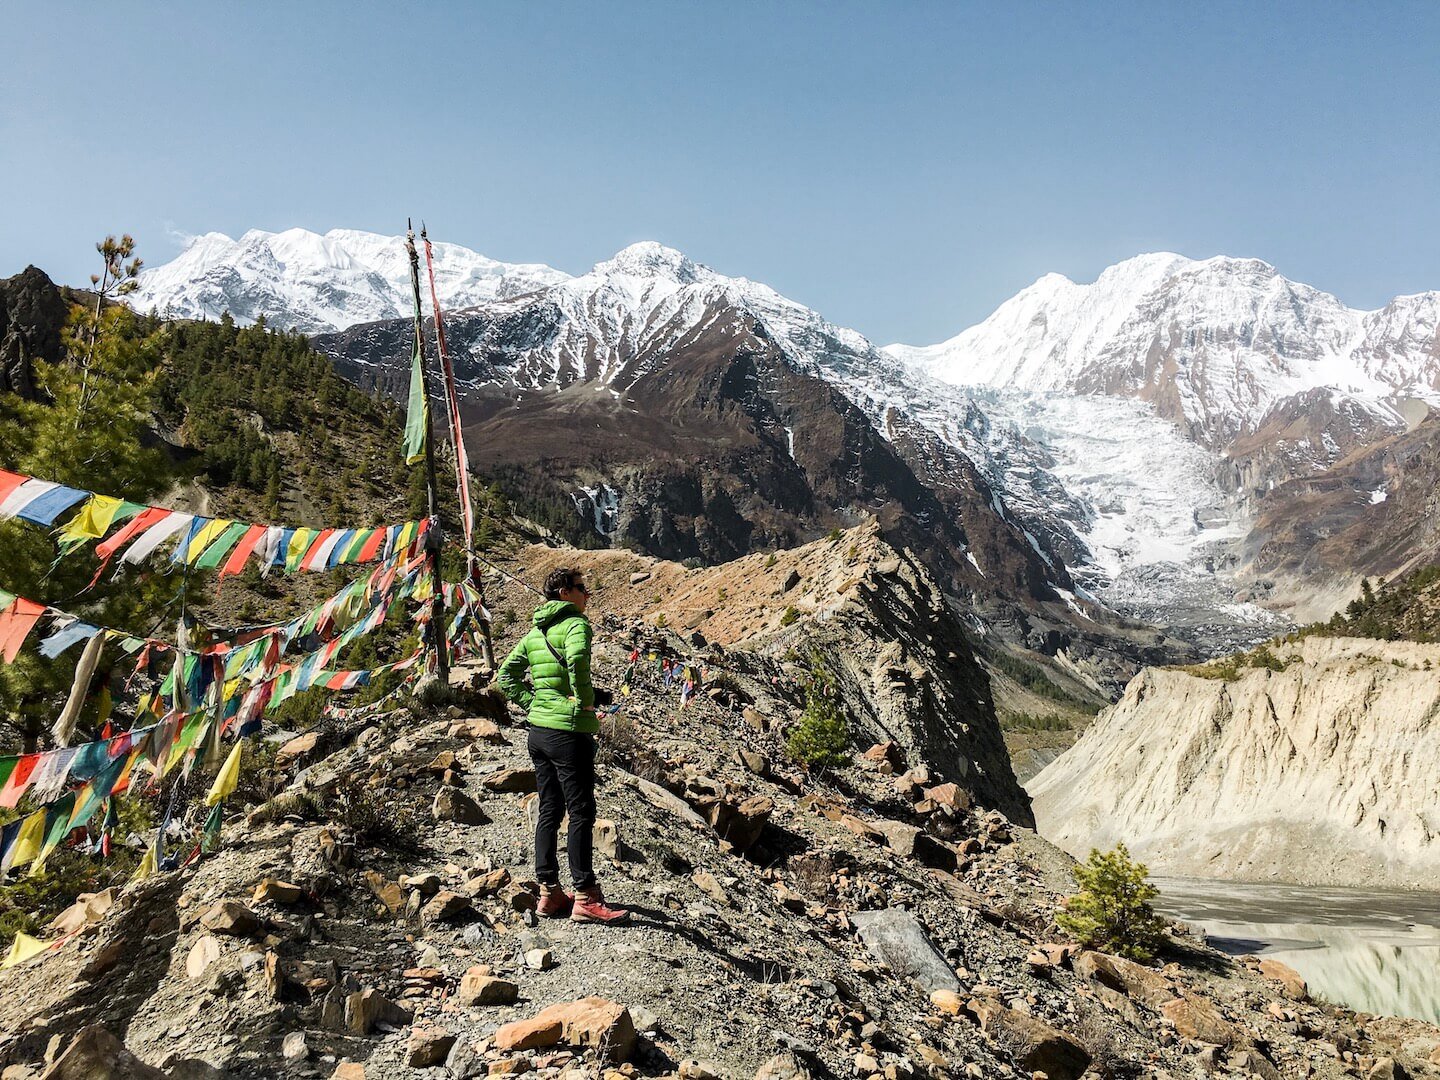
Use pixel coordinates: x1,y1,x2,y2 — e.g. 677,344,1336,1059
1057,843,1169,962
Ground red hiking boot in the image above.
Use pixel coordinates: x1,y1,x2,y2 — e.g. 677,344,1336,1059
537,885,573,918
571,887,630,925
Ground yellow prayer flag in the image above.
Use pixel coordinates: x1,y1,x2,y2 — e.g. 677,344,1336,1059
2,809,46,873
131,846,156,882
55,494,124,550
184,519,233,563
206,740,244,807
1,932,49,968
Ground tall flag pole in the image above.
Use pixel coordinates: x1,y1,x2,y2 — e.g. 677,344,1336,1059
420,225,495,670
405,222,449,683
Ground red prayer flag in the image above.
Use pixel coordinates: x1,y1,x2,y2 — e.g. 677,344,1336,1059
219,523,269,579
0,471,27,504
0,597,46,663
356,527,385,563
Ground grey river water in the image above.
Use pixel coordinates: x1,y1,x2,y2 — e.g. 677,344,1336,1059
1153,877,1440,1023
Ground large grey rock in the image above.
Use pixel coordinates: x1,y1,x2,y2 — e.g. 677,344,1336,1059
849,909,959,992
39,1026,167,1079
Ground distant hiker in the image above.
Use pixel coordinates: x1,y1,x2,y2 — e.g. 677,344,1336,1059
498,567,629,925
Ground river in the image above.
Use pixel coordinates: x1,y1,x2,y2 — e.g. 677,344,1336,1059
1153,877,1440,1022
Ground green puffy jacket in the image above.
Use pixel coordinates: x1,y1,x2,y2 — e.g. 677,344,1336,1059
497,600,597,733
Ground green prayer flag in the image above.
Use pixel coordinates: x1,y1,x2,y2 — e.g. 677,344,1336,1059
402,334,428,466
194,521,250,570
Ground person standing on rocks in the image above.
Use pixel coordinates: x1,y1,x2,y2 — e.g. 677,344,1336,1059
498,568,629,925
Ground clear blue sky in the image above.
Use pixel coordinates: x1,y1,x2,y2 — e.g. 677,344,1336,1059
3,2,1436,344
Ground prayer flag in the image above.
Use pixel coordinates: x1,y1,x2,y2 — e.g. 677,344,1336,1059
218,523,269,578
121,512,193,565
325,529,358,567
206,740,243,806
1,933,49,969
300,529,340,571
55,494,144,553
0,471,26,504
0,597,46,663
403,331,428,465
285,528,318,573
194,520,250,570
1,810,46,874
37,618,101,659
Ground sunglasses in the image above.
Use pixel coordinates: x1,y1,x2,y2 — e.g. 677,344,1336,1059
568,582,590,596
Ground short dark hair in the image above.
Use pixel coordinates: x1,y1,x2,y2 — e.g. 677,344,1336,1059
544,567,584,601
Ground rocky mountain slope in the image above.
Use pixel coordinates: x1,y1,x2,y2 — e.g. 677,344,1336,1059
312,245,1185,696
1027,635,1440,889
5,528,1439,1079
128,231,1440,645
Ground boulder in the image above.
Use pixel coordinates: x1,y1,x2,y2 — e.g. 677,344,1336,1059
449,718,506,743
459,867,512,898
630,571,652,584
862,741,902,767
850,909,959,993
186,935,223,980
929,988,965,1015
593,819,622,859
494,998,635,1062
483,768,538,794
691,871,730,906
754,1051,813,1080
1073,950,1174,1008
421,890,472,924
1232,1048,1283,1079
693,792,772,852
275,731,319,767
1257,957,1308,1001
405,1025,456,1068
922,782,971,814
525,948,556,970
459,969,519,1006
199,901,259,937
282,1031,308,1062
399,872,442,896
251,878,305,905
344,988,412,1034
977,1009,1090,1080
1161,994,1237,1047
38,1026,167,1080
362,871,405,915
432,786,488,825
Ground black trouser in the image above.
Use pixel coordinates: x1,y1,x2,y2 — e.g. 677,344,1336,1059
527,725,597,890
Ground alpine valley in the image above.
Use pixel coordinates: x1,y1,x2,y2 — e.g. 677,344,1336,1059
130,229,1440,652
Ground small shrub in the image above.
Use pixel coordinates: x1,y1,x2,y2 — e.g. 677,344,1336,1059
764,553,778,569
1057,843,1168,962
779,606,799,627
331,787,424,852
786,674,850,770
716,587,727,603
654,613,668,628
826,528,842,542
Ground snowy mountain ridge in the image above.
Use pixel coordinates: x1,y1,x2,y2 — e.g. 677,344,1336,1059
128,231,1440,640
887,253,1440,447
127,227,570,333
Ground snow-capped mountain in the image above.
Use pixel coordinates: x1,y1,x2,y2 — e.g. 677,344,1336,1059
888,254,1440,449
130,231,1440,646
127,228,569,333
